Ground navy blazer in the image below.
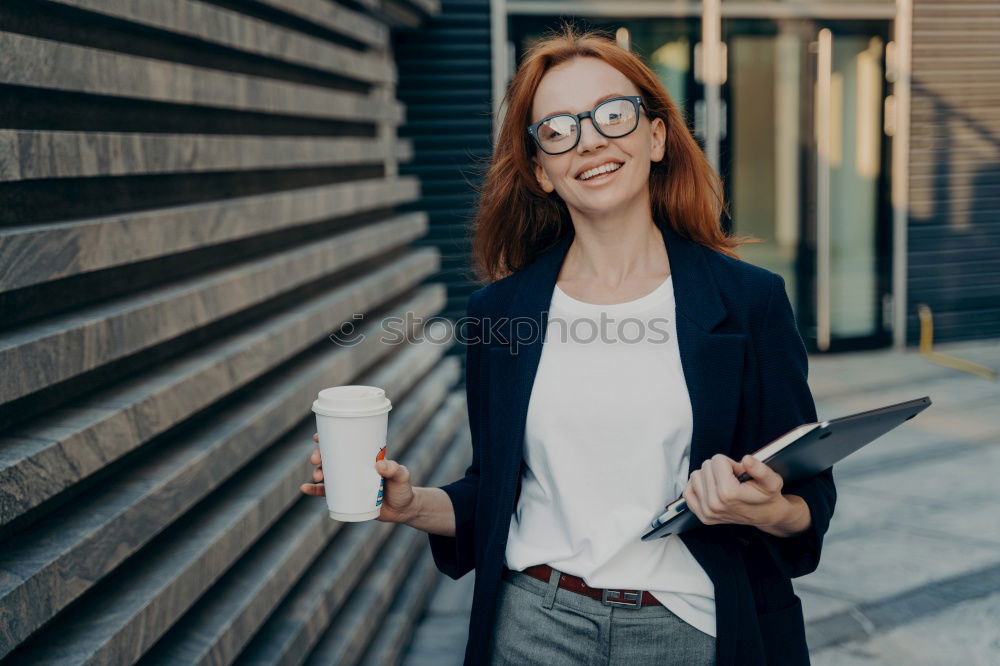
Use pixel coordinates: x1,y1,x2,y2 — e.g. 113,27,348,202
428,222,836,665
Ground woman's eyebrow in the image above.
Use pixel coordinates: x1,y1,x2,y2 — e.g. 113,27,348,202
539,92,627,118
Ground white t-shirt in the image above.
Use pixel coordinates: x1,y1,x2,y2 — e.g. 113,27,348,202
503,273,717,637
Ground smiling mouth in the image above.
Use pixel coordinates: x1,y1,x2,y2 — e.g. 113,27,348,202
576,161,624,181
576,162,625,183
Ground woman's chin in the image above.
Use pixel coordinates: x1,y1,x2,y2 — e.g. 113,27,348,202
568,198,635,220
566,187,641,218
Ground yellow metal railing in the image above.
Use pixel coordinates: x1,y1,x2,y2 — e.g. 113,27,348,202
917,304,997,381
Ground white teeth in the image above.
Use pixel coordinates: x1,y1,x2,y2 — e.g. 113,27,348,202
578,162,622,181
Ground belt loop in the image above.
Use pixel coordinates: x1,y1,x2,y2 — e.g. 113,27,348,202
542,567,560,609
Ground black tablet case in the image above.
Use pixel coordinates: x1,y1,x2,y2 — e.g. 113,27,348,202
641,396,932,541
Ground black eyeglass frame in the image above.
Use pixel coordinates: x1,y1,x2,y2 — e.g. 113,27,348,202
527,95,648,155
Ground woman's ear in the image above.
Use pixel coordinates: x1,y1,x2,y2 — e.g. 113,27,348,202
649,116,667,163
533,156,556,193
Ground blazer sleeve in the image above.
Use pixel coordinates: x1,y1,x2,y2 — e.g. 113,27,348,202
427,289,485,579
746,273,837,579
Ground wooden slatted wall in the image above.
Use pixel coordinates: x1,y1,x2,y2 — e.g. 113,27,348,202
908,0,1000,343
395,0,494,334
0,1,477,664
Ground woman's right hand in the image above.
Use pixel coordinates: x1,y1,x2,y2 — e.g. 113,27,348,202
300,433,421,525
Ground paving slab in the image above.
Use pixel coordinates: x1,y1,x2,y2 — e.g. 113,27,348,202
811,590,1000,666
798,526,1000,603
401,571,473,666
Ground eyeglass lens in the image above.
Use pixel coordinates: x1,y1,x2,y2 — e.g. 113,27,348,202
536,98,639,153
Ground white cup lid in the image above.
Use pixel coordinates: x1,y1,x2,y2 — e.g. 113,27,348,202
312,385,392,418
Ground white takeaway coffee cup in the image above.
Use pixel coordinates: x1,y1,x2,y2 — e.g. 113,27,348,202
312,385,392,521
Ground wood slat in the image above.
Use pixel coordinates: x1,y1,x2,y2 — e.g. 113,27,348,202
910,220,1000,237
310,433,469,666
0,213,425,407
2,341,460,664
0,177,419,292
910,271,1000,292
50,0,394,84
0,252,439,527
136,356,460,665
910,109,1000,123
911,70,1000,83
912,81,1000,96
910,126,1000,143
912,42,1000,56
0,32,402,125
255,0,388,48
303,493,442,665
909,245,1000,265
0,0,446,661
909,154,1000,169
399,0,441,15
914,1,1000,9
395,0,491,325
909,181,1000,200
899,282,1000,311
912,56,1000,69
909,216,1000,235
355,548,442,666
913,33,1000,44
909,165,1000,183
0,130,412,181
0,288,446,659
238,404,470,666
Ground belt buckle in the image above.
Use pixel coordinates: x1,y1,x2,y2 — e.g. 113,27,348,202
601,588,643,608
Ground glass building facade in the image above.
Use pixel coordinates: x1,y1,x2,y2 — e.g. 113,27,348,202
503,1,901,353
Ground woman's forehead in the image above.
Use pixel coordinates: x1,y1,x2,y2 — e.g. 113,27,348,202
532,57,640,120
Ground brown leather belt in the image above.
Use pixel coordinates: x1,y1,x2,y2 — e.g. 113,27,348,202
513,563,663,609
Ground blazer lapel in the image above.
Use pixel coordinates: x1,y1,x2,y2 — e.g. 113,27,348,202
660,225,748,474
487,223,746,525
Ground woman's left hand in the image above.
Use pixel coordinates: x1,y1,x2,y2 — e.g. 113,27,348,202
682,453,811,538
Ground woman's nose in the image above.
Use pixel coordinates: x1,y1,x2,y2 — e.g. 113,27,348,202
576,117,607,153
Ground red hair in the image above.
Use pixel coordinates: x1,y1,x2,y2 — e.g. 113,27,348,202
468,25,761,283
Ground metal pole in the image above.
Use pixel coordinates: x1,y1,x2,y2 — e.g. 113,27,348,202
701,0,722,171
892,0,912,350
491,0,509,144
816,28,832,351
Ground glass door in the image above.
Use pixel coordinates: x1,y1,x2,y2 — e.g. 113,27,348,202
718,17,894,352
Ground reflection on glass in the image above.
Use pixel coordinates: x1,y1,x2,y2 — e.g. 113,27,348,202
650,36,690,113
610,20,697,124
728,26,884,341
827,35,883,338
728,31,803,310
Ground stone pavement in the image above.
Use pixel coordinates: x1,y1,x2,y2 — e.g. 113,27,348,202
402,338,1000,665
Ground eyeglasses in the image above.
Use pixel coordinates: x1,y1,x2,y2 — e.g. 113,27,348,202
527,95,646,155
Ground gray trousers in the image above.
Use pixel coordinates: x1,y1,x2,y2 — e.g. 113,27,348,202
487,567,716,666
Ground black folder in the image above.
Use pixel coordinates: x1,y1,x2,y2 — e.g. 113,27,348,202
641,396,932,541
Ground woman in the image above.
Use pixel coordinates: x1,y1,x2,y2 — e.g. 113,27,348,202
301,26,835,666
